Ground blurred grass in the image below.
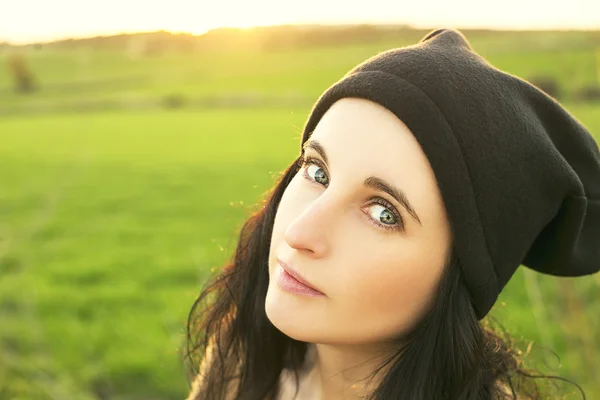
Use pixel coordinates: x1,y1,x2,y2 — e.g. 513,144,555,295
1,29,599,399
0,109,304,399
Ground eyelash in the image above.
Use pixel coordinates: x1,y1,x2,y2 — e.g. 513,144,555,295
298,154,404,232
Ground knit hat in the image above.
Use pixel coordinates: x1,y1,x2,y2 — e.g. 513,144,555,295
299,28,600,320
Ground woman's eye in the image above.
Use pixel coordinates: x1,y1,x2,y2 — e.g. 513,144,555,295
306,164,329,185
366,204,397,226
300,156,402,232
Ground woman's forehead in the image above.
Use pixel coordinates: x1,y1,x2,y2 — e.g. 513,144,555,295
308,99,429,171
309,99,417,146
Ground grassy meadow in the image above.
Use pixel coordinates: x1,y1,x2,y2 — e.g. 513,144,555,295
1,28,599,399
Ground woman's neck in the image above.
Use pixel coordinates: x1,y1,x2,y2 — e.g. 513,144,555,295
306,341,396,400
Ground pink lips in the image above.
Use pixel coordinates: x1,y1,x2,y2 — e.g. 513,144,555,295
276,259,325,297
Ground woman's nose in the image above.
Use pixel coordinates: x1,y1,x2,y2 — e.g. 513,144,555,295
283,194,338,257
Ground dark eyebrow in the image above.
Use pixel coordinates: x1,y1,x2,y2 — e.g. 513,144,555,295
303,138,329,165
302,139,422,226
364,176,422,226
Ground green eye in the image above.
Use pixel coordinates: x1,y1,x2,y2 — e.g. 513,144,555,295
306,164,329,185
367,204,397,226
362,199,404,232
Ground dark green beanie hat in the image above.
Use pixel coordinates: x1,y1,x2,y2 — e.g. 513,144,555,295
300,28,600,320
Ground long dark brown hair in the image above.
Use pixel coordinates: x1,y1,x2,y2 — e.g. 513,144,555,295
184,156,585,400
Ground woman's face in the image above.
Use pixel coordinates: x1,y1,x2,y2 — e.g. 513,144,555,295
265,98,452,345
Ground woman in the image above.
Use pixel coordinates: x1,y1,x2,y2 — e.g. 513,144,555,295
185,28,600,399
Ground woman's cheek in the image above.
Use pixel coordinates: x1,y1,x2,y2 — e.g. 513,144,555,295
340,252,422,308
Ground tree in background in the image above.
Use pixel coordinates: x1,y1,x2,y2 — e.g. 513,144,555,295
6,52,38,93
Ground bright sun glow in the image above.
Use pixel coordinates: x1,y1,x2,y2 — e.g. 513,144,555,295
1,0,600,44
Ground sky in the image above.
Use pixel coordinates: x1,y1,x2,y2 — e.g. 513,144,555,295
2,0,600,44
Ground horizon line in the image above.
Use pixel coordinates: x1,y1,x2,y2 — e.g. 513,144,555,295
4,22,600,46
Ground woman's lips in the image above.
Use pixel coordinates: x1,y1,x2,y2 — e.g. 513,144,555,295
276,259,325,297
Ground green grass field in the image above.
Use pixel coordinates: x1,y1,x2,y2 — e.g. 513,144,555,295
1,29,600,399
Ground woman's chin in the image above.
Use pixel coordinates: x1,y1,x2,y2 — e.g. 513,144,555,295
264,284,326,342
